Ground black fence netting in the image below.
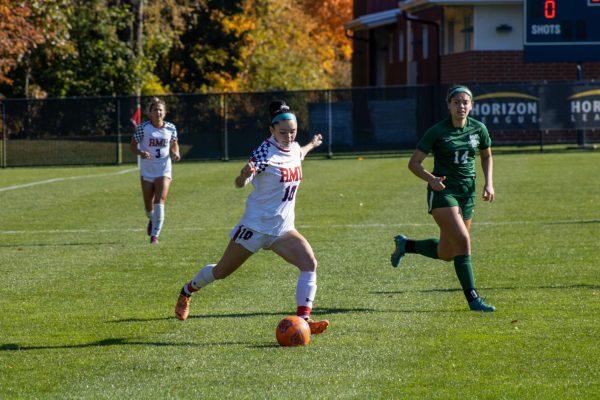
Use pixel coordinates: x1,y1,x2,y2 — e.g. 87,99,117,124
2,97,119,166
1,82,598,167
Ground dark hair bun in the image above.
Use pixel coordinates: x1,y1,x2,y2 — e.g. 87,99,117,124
269,100,292,119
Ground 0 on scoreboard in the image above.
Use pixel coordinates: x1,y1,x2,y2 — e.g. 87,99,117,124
524,0,600,61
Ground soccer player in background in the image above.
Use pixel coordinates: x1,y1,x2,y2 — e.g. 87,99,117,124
391,86,496,312
129,97,180,245
174,100,329,335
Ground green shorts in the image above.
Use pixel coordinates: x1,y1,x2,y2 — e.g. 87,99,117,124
427,177,476,220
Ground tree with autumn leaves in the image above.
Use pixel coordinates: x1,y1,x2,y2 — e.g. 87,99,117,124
236,0,351,92
0,1,43,87
0,0,351,98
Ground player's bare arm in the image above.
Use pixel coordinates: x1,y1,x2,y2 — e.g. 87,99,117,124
480,147,494,202
408,149,445,191
129,137,151,159
235,162,255,188
300,134,323,156
171,139,181,162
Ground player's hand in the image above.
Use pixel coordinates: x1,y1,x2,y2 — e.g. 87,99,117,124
240,162,256,179
429,176,446,191
139,151,151,159
482,184,495,202
172,153,181,162
235,162,255,188
311,134,323,148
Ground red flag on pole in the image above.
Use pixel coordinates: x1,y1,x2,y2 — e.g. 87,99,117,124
130,105,141,127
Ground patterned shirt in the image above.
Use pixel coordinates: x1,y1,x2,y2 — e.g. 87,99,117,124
239,137,305,236
133,121,178,161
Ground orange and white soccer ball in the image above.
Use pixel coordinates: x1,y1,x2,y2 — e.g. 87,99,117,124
275,316,311,347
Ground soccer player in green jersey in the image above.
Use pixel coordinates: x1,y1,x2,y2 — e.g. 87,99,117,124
391,86,496,312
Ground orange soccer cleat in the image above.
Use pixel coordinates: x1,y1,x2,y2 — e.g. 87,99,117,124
175,293,191,321
306,319,329,335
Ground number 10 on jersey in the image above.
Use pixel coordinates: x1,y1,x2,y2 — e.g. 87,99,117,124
282,185,298,202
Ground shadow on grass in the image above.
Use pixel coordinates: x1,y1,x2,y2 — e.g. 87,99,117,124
108,307,379,324
0,337,252,352
544,219,600,225
492,146,599,155
371,283,600,295
247,344,282,349
1,241,124,248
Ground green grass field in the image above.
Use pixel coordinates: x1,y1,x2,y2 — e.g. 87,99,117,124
1,152,599,399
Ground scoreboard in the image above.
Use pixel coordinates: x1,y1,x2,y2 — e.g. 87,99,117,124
524,0,600,61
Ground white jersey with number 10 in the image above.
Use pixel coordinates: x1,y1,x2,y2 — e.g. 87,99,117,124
239,137,305,236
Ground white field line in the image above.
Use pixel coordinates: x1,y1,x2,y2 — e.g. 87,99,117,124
0,167,137,192
0,219,597,235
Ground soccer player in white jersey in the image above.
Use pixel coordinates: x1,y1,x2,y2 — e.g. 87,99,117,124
129,97,180,245
174,100,329,335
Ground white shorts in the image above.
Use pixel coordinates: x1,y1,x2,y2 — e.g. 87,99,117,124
140,159,172,182
230,224,280,253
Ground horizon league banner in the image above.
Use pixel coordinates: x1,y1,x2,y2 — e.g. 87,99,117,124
468,84,541,130
468,84,600,131
539,84,600,130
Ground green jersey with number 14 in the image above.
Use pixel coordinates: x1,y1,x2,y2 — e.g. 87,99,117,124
416,116,491,180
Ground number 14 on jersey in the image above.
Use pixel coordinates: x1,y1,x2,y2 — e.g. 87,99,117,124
454,150,468,164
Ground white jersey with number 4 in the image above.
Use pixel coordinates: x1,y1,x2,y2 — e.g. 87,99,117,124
239,137,305,236
134,121,178,179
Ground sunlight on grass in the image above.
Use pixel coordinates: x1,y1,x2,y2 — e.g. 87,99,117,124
1,152,599,398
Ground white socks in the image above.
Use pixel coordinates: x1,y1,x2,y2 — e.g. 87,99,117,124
296,271,317,310
186,264,217,295
151,203,164,237
146,210,152,219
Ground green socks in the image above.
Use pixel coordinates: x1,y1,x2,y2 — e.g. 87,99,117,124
407,243,483,304
406,238,439,260
407,243,478,301
453,254,476,293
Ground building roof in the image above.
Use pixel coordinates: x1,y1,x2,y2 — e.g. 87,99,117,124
401,0,522,12
344,8,401,31
345,1,523,31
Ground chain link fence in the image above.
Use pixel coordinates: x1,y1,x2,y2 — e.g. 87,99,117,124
1,83,599,167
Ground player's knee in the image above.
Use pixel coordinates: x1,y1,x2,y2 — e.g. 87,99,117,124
299,257,317,272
